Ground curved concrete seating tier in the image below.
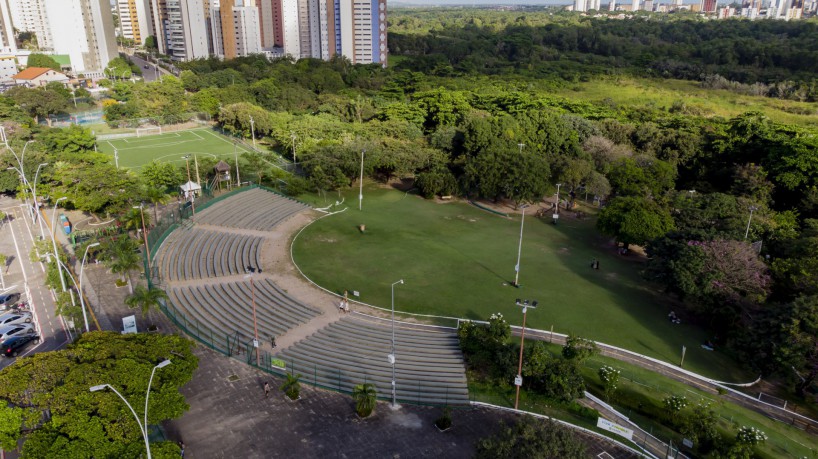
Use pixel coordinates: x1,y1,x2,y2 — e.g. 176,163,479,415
276,315,469,406
158,228,263,282
168,279,319,341
192,188,308,231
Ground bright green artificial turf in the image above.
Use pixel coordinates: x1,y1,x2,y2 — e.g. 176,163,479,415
293,187,751,381
96,128,252,170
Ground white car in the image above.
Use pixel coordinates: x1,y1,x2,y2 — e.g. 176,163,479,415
0,311,32,326
0,323,35,342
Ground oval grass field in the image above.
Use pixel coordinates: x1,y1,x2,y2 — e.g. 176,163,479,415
293,187,751,381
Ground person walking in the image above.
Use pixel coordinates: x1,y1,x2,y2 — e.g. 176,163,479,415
264,382,270,398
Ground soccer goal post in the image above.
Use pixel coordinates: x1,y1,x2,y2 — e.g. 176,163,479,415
136,126,163,137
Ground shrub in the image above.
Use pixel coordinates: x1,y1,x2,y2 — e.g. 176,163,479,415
735,426,767,446
435,406,452,430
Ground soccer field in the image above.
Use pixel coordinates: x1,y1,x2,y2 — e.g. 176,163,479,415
97,128,253,170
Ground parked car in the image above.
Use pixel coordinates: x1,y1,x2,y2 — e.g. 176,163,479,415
0,323,35,342
0,311,32,326
144,64,149,69
0,293,19,308
2,334,39,357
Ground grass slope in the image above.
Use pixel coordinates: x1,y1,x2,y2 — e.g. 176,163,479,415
293,187,749,381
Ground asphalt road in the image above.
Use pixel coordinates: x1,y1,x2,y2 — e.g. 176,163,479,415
0,197,70,370
126,53,175,83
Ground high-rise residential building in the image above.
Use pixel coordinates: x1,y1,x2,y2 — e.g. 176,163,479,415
574,0,587,11
7,0,51,49
152,0,209,61
42,0,117,76
0,0,17,51
211,0,261,58
701,0,718,13
117,0,154,45
609,0,617,10
632,0,640,11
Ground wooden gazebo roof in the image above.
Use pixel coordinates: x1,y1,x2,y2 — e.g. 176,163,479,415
214,160,231,172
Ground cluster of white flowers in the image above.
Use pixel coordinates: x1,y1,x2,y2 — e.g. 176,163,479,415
598,365,620,388
489,312,506,323
736,426,768,445
663,395,688,412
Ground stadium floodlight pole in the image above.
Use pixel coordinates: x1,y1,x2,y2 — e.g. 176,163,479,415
358,150,365,211
32,162,48,240
390,279,404,408
90,383,151,459
291,132,297,165
233,142,240,187
513,205,528,288
182,155,195,215
248,115,256,149
79,242,100,332
744,205,758,240
517,143,525,154
134,203,151,273
244,266,261,367
514,299,537,410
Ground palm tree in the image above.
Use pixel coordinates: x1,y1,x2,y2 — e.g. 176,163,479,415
144,187,171,222
352,383,377,417
119,207,144,232
125,285,168,329
281,373,302,400
104,237,142,293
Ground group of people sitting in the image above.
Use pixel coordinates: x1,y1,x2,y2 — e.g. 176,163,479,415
668,311,681,324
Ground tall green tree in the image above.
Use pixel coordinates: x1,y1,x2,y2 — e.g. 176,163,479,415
26,53,61,71
476,416,587,459
597,196,675,249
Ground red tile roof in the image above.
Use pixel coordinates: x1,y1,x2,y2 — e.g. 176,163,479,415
12,67,55,80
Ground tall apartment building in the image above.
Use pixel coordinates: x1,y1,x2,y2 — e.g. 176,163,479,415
117,0,154,45
211,0,262,58
42,0,117,75
6,0,51,49
152,0,209,61
701,0,718,13
632,0,640,11
0,0,17,51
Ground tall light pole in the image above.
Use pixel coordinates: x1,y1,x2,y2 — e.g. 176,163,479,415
182,155,195,215
390,279,404,408
144,359,171,438
90,383,151,458
248,115,256,149
514,298,537,410
358,150,365,211
744,205,758,240
50,197,68,294
517,143,525,154
233,141,241,187
79,242,100,333
245,266,261,366
114,149,119,169
513,205,528,288
134,204,151,274
555,183,562,213
32,162,48,240
291,132,297,165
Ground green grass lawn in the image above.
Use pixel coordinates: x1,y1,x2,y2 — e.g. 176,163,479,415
293,186,751,381
96,128,252,170
555,77,818,128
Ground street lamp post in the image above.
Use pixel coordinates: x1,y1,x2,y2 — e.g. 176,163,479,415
50,197,68,294
114,149,119,169
245,266,261,366
517,143,525,154
248,115,256,149
555,183,562,213
390,279,404,408
90,383,151,458
32,162,48,239
79,242,100,333
233,141,240,187
144,360,171,436
513,205,528,288
291,132,297,165
358,150,365,211
514,299,537,410
89,360,171,459
744,205,758,240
